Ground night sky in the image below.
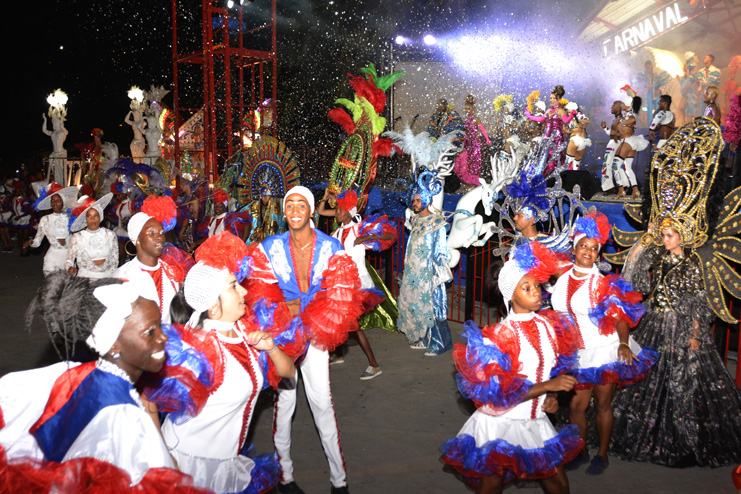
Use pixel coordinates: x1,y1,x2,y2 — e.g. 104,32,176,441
0,0,587,177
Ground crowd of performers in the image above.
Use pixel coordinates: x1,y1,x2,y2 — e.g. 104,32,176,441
2,113,741,494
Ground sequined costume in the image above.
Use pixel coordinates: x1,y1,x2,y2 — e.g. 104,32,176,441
397,212,453,354
525,106,575,175
247,197,285,243
453,115,491,185
611,245,741,467
440,312,582,485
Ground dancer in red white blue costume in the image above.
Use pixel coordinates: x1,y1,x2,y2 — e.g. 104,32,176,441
441,242,583,494
244,186,373,494
145,231,294,494
550,211,657,475
0,273,207,493
114,195,188,325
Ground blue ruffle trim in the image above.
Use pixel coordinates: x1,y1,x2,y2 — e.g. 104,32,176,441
146,324,214,425
258,316,308,389
549,353,577,379
226,444,281,494
571,346,659,388
440,424,583,483
588,276,646,329
457,321,533,411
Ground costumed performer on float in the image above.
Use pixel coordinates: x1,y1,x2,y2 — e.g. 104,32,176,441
427,98,464,146
246,183,286,244
564,102,591,171
648,95,675,150
318,187,397,380
600,100,624,193
397,170,453,356
243,186,373,494
23,183,78,275
65,193,118,279
146,231,293,494
0,273,206,493
453,94,492,185
525,85,576,175
440,241,582,494
550,211,657,475
113,195,188,325
614,85,648,200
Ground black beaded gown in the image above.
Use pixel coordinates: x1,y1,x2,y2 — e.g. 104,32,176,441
611,245,741,467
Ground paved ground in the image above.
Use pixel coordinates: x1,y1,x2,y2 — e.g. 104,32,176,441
1,252,737,493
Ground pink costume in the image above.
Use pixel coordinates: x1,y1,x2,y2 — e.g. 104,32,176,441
453,116,491,185
526,107,576,175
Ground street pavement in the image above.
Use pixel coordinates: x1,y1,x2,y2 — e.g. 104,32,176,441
0,252,736,493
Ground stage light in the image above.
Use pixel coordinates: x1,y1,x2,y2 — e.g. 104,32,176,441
227,0,234,7
423,34,436,45
395,35,409,45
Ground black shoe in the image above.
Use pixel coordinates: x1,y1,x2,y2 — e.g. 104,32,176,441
278,481,306,494
585,454,609,475
330,486,349,494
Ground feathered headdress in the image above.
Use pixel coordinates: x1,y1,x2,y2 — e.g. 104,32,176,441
573,211,611,247
213,188,229,205
498,241,558,309
407,167,443,210
336,189,359,216
141,195,178,232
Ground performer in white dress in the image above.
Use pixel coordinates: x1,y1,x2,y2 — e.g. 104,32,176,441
24,183,77,275
441,242,582,493
65,193,118,278
151,231,294,494
0,274,201,491
550,211,656,475
114,195,184,324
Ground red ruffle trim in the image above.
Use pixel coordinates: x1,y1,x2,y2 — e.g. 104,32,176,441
574,370,620,390
528,242,560,284
301,253,365,352
480,323,524,392
593,274,644,336
175,324,226,399
161,245,194,284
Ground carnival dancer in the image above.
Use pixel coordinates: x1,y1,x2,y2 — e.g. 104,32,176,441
10,181,36,257
564,102,591,171
453,94,492,185
550,212,656,475
0,274,204,492
725,93,741,191
397,170,453,356
648,95,675,150
613,85,648,200
703,86,722,126
525,85,576,175
427,98,464,146
198,188,251,243
113,195,185,324
23,183,77,275
110,181,134,264
440,242,582,494
148,231,293,493
318,188,397,380
611,219,741,467
600,101,624,192
65,193,118,278
244,185,371,494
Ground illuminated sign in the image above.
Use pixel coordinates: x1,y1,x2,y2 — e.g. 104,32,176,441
602,2,690,56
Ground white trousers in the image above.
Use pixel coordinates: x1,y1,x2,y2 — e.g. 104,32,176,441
600,139,620,190
273,344,347,488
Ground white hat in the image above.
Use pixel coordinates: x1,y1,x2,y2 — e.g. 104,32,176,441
184,262,230,327
283,186,315,212
127,212,151,242
70,193,113,232
35,183,78,211
86,281,158,355
498,258,529,311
